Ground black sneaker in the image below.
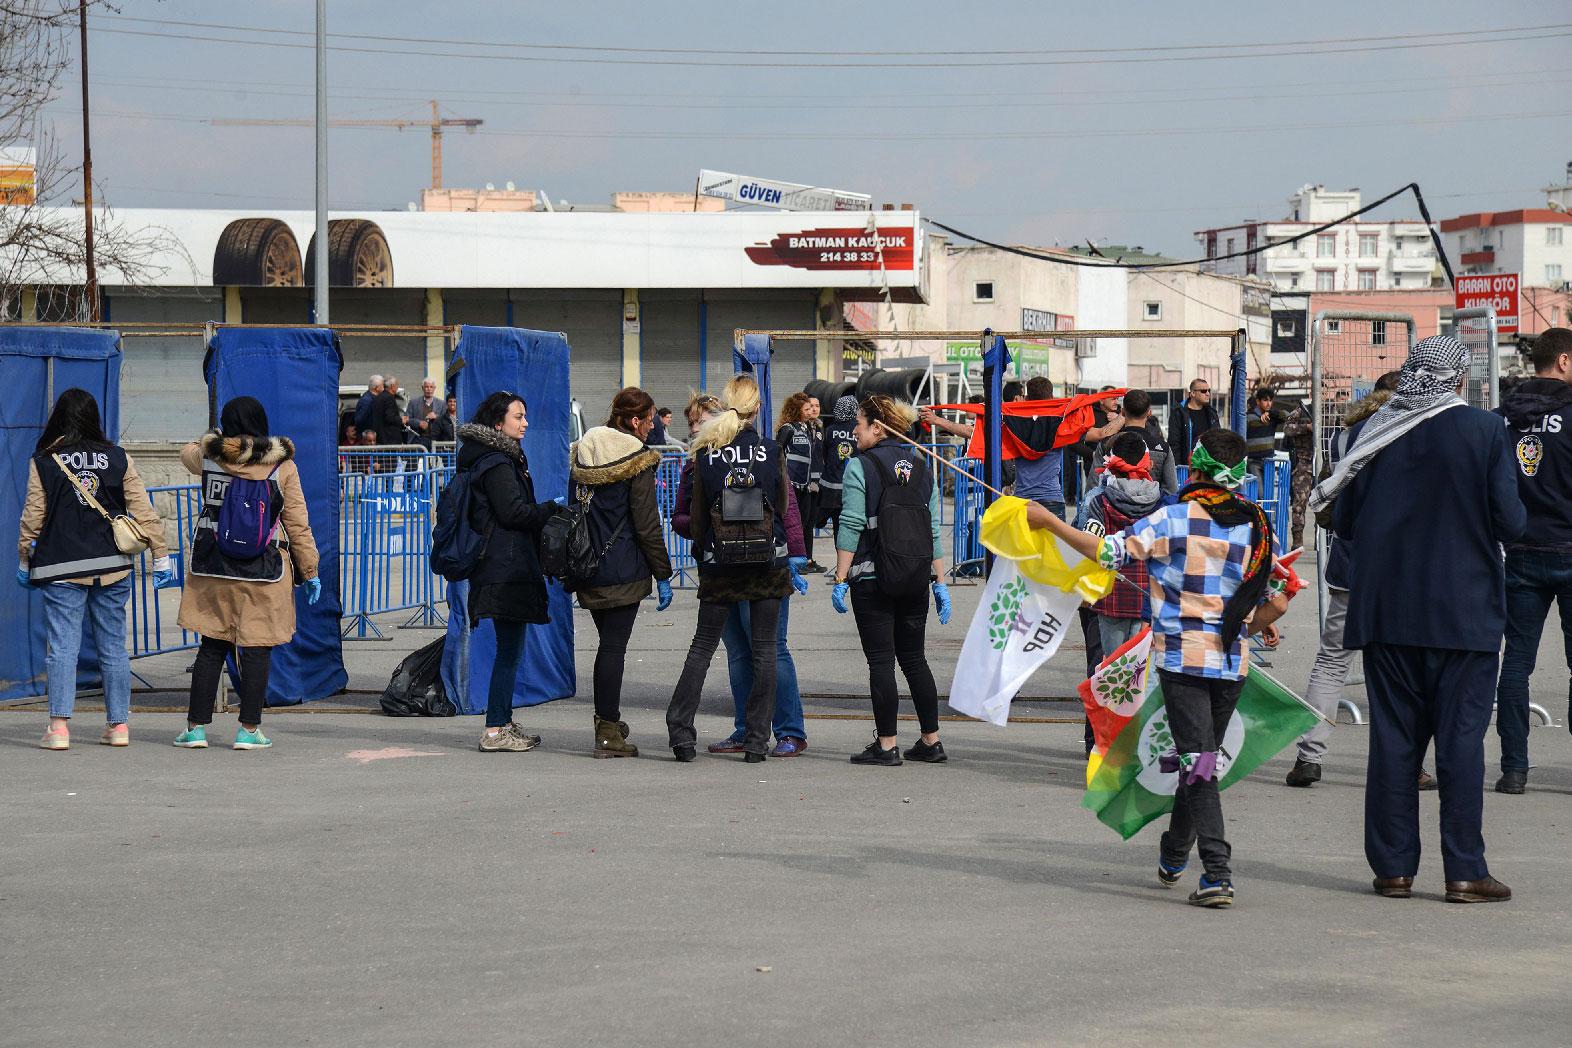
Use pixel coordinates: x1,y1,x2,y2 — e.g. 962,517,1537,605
672,745,696,763
903,738,948,763
1495,769,1527,795
1188,879,1234,908
1285,758,1321,788
1157,858,1187,888
850,741,902,766
743,751,766,764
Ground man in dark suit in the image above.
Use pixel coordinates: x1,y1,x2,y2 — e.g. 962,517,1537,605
1317,336,1526,904
373,374,407,447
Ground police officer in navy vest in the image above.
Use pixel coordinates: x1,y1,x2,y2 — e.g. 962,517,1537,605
776,392,825,573
1494,327,1572,795
667,375,808,764
831,395,954,766
19,388,170,750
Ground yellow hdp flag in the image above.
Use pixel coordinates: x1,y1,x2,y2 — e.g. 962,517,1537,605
978,496,1117,603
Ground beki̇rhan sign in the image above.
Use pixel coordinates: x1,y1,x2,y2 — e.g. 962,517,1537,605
1455,272,1519,334
746,227,916,271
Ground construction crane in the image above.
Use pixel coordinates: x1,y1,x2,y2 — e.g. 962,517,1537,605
211,100,481,190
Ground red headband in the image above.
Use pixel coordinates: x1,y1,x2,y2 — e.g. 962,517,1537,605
1101,451,1153,481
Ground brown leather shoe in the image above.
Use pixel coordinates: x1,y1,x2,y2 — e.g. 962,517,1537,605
1445,875,1512,903
1417,769,1438,790
1372,876,1413,898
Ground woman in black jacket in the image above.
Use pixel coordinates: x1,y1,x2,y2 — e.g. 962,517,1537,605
456,392,559,753
570,387,674,758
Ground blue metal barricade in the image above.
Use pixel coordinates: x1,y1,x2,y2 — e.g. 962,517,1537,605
655,451,697,588
128,484,203,661
340,465,442,638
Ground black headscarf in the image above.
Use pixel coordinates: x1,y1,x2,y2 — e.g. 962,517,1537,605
220,396,269,438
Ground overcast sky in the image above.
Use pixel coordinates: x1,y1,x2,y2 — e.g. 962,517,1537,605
34,0,1572,256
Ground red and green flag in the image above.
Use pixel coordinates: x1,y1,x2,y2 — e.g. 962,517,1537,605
1081,667,1320,840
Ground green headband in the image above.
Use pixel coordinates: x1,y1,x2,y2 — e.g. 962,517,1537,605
1190,443,1247,489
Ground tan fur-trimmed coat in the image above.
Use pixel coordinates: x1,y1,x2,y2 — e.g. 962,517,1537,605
176,432,321,648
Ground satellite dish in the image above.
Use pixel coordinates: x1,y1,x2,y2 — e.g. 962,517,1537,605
505,180,516,191
485,182,495,191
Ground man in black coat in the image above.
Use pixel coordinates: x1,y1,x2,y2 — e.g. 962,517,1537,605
1493,327,1572,795
373,374,407,447
1316,336,1526,904
1166,377,1221,467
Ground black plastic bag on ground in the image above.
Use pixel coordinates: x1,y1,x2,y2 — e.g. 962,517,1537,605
380,638,457,717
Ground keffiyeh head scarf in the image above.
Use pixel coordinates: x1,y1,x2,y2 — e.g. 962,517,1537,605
1307,335,1471,513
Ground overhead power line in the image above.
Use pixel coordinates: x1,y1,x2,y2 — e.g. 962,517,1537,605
91,22,1572,69
99,15,1572,59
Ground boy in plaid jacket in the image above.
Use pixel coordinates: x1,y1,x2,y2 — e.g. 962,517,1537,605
1029,429,1290,909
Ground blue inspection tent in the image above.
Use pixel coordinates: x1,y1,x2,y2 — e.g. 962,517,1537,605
204,326,347,704
441,326,575,714
734,332,774,429
0,326,122,702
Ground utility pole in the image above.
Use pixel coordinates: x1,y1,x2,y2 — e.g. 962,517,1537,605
78,0,98,322
313,0,329,325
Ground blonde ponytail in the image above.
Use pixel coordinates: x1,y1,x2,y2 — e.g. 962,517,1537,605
690,375,761,455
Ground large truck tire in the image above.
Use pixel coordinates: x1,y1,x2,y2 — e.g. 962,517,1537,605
305,219,393,288
212,218,303,287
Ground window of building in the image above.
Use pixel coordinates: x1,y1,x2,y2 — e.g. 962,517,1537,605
1225,237,1235,255
1548,226,1564,246
1392,275,1402,287
1317,234,1336,258
973,281,994,302
1276,318,1297,338
1357,270,1377,290
1372,320,1387,346
1288,274,1300,289
1547,263,1564,284
1143,300,1162,321
1358,233,1378,257
1327,320,1341,334
1316,269,1336,291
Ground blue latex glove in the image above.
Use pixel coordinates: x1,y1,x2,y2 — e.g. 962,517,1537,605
656,578,673,611
787,556,809,596
831,581,850,614
17,567,32,588
153,569,177,589
932,581,953,626
305,577,322,605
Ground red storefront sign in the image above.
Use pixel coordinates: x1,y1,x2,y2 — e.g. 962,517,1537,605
1454,273,1519,333
745,227,915,271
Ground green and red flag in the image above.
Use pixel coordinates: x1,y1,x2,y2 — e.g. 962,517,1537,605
1081,667,1320,840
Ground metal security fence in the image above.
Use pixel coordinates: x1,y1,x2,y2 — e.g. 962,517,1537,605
654,451,697,588
340,466,444,638
1453,306,1501,411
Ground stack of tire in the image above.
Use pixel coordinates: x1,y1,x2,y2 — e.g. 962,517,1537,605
803,368,928,438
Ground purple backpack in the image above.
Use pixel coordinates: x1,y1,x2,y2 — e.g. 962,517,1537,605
215,470,281,560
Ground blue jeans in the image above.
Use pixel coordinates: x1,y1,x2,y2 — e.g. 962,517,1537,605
1495,550,1572,772
486,619,528,728
722,595,805,741
42,577,132,723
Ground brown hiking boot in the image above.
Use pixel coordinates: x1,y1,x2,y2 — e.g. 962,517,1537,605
594,715,638,759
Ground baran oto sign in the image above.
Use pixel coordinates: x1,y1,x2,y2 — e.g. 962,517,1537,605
1455,273,1519,334
746,227,916,271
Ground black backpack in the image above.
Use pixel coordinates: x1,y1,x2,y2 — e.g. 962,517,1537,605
539,486,627,587
868,452,932,598
703,466,777,566
429,468,492,582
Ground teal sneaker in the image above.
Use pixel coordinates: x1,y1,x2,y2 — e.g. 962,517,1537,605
234,727,272,750
173,726,208,749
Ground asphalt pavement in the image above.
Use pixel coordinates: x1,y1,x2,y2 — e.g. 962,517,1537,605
4,565,1571,1048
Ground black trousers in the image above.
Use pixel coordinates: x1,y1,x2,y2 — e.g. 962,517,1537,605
667,597,780,754
189,635,273,727
1157,670,1244,883
588,602,640,722
851,583,940,737
795,486,819,563
1363,643,1496,882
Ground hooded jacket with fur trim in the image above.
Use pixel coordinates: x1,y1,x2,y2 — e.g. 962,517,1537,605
456,423,556,625
569,426,673,609
175,430,320,648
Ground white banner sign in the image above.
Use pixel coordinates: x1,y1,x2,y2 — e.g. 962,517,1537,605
698,169,871,212
949,559,1083,727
